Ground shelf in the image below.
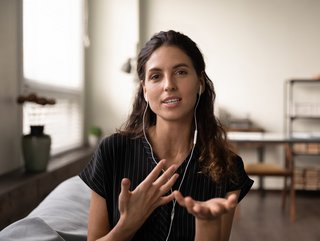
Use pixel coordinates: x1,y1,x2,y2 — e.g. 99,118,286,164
285,78,320,191
295,167,320,190
293,152,320,156
289,116,320,120
289,79,320,84
293,143,320,155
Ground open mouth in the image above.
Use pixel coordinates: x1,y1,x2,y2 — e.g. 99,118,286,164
163,98,180,104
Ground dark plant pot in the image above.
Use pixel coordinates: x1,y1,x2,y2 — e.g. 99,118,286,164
22,125,51,173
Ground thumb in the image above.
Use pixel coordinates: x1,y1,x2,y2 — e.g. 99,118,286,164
226,193,238,209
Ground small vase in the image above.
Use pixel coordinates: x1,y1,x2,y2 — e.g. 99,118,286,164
22,125,51,173
88,134,100,147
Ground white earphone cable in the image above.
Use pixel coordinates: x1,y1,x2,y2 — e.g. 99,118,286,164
142,92,201,241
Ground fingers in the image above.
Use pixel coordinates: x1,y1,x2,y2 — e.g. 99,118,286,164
121,178,131,190
153,164,178,187
184,197,198,214
173,191,187,207
159,191,176,206
173,191,237,220
206,201,228,217
119,178,131,199
142,159,178,193
125,160,179,212
173,191,198,214
225,193,237,209
159,172,179,192
143,159,166,185
118,178,131,212
192,200,226,219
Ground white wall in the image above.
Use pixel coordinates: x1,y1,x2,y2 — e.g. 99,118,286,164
0,0,319,185
140,0,320,131
0,0,22,175
138,0,320,188
85,0,139,136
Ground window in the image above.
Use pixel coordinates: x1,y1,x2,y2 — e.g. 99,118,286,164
22,0,86,154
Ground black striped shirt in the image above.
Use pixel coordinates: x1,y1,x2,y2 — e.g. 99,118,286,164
79,133,253,241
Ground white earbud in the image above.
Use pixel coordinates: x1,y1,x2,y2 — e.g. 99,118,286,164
199,86,202,96
145,93,148,102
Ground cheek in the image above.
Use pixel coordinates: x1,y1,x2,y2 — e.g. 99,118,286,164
146,84,161,100
184,85,198,98
185,87,200,106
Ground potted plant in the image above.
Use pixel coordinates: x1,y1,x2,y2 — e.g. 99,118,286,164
88,126,103,147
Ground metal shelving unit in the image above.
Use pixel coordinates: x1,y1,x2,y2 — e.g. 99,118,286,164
285,79,320,135
284,79,320,190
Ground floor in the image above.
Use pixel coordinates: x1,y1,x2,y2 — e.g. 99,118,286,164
230,191,320,241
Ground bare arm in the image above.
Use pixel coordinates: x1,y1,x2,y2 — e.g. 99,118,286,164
88,191,136,241
174,190,240,241
87,191,109,241
220,191,239,241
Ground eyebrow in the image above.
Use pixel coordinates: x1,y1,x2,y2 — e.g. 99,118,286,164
147,63,191,72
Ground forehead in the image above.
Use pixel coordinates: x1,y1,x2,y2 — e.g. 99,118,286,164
145,45,193,71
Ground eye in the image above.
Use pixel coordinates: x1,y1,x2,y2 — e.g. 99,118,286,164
175,69,188,76
149,73,161,81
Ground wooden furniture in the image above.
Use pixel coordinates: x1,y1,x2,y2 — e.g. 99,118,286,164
228,132,320,222
227,127,266,192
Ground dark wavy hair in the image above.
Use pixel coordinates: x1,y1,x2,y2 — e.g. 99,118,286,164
119,30,237,183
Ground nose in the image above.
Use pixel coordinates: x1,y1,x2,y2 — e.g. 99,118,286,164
164,74,177,91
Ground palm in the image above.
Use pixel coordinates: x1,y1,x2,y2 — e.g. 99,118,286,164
173,191,237,220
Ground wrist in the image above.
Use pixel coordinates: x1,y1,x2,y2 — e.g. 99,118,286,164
195,218,221,241
103,216,137,241
196,217,220,227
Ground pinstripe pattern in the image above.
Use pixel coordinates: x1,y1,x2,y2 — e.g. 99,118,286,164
79,133,253,241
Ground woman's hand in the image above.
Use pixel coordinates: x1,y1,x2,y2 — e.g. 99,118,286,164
173,191,239,241
117,159,179,233
173,191,237,220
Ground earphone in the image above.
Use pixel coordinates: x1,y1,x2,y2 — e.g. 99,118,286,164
142,87,201,241
199,85,202,96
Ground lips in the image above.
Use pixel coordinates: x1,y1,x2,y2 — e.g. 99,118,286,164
162,97,181,104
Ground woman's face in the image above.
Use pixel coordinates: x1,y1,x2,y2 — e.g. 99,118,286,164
142,45,202,124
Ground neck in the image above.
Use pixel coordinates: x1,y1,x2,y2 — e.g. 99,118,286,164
148,123,195,168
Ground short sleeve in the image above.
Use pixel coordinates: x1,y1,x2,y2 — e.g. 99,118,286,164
79,136,113,199
227,155,254,203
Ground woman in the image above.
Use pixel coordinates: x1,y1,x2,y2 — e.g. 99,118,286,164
80,30,253,241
